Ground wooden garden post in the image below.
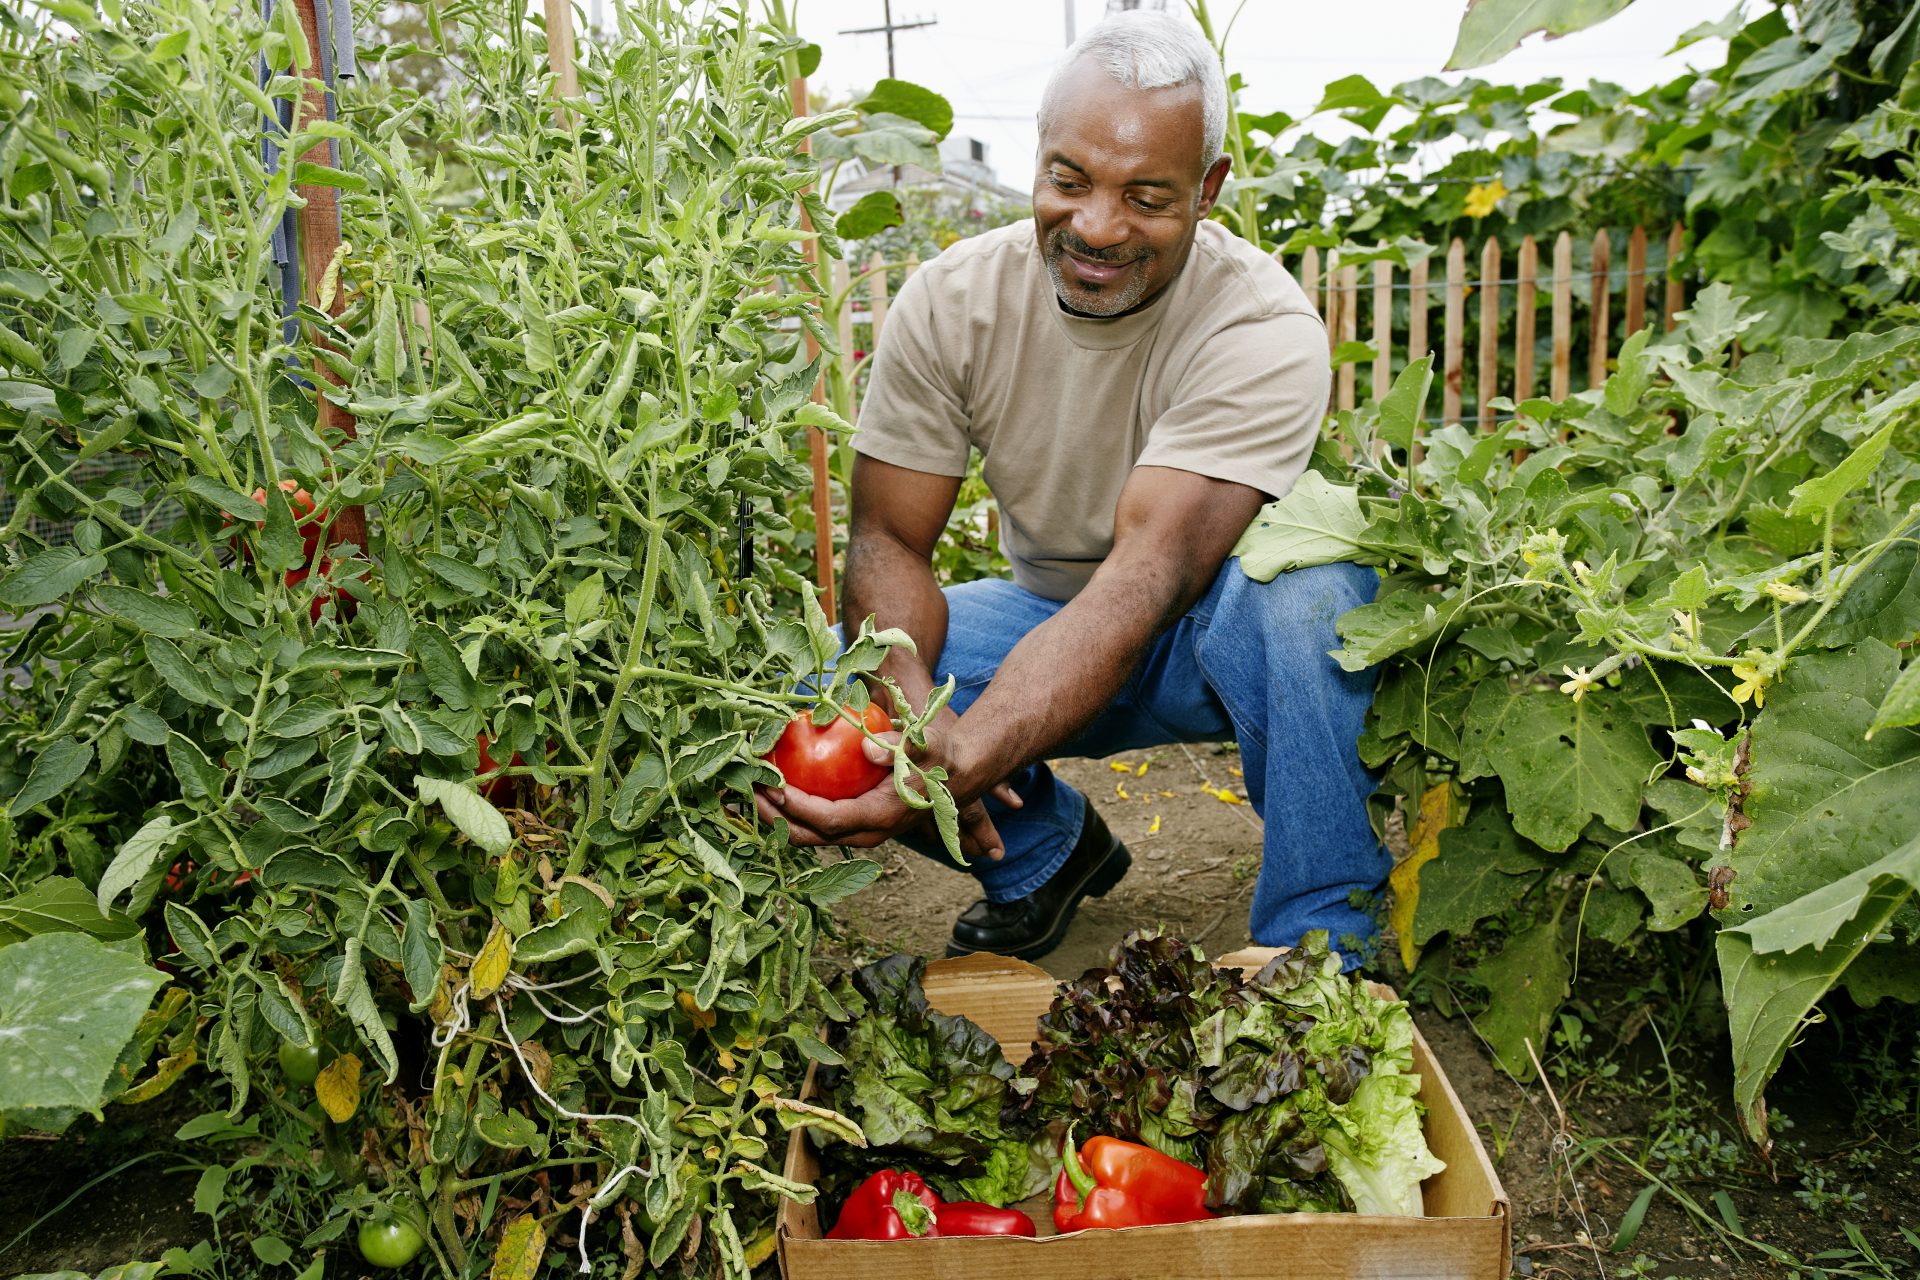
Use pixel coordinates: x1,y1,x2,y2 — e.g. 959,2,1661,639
289,0,364,553
789,72,838,624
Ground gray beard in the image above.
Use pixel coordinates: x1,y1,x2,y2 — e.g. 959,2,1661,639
1044,234,1153,316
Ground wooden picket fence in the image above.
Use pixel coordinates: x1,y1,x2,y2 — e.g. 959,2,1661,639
842,222,1690,432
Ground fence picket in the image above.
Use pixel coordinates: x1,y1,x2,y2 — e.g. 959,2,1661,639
1373,259,1392,402
1515,235,1538,403
1409,253,1429,362
1339,263,1358,412
1625,224,1648,336
1663,222,1685,331
1478,238,1501,429
1589,229,1611,389
1443,238,1466,426
1551,231,1573,401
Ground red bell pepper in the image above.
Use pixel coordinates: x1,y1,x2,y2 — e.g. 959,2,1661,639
827,1170,940,1239
827,1171,1037,1240
1053,1128,1217,1232
932,1201,1036,1238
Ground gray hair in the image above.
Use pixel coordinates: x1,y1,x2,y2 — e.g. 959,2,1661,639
1040,12,1228,165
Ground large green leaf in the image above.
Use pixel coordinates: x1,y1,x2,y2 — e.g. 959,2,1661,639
1413,806,1551,944
8,737,94,816
1330,587,1466,673
1445,0,1636,71
856,79,953,141
0,931,166,1117
1458,675,1661,851
0,547,107,609
1468,919,1571,1078
0,876,142,946
812,112,941,172
834,190,904,241
415,775,512,856
1233,473,1371,580
1720,642,1920,919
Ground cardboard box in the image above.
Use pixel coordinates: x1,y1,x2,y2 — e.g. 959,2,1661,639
778,949,1511,1280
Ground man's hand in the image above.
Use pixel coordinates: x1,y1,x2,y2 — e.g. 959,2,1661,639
754,713,1022,861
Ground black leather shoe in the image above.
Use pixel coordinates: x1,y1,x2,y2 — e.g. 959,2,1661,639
946,805,1132,962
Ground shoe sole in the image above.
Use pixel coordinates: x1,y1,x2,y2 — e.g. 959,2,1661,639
945,838,1133,963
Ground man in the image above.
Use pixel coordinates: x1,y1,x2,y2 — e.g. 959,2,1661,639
757,12,1386,966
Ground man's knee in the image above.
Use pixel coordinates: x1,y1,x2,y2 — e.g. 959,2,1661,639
1212,559,1379,646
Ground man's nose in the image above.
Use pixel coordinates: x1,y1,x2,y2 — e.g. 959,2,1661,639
1070,192,1128,252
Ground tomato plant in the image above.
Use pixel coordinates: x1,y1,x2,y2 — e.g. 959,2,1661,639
768,701,894,800
0,0,960,1274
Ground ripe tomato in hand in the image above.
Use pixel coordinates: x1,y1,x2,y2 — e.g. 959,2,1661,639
767,701,893,800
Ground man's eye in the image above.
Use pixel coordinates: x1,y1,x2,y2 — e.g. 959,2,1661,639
1133,198,1169,212
1050,174,1083,192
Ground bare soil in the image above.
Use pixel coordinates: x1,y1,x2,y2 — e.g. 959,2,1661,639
831,745,1920,1280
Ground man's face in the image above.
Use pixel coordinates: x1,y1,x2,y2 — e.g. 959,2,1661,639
1033,58,1230,316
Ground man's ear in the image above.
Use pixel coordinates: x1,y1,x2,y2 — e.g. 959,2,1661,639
1195,154,1232,217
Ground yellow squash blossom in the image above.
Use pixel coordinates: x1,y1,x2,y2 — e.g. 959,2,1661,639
1464,178,1508,218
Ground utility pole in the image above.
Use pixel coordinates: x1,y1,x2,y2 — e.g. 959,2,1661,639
838,1,938,186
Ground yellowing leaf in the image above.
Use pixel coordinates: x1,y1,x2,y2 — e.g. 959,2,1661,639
471,922,513,1000
315,1052,362,1122
491,1212,546,1280
1390,783,1462,971
677,990,715,1029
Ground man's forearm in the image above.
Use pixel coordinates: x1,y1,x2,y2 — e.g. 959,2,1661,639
841,531,948,712
945,552,1186,799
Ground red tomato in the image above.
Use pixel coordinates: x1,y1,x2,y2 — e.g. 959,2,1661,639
476,733,525,802
767,701,893,800
224,478,326,565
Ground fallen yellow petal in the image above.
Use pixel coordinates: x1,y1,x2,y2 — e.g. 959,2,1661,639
1135,761,1150,776
1147,814,1162,835
1108,760,1134,773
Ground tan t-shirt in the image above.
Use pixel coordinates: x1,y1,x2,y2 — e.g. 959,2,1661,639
854,218,1329,600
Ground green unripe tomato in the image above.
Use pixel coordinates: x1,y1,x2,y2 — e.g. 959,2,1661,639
357,1215,426,1269
277,1041,323,1087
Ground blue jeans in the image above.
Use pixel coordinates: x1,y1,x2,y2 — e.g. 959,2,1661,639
890,559,1387,960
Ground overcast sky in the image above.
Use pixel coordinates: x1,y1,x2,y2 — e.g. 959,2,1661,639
789,0,1744,192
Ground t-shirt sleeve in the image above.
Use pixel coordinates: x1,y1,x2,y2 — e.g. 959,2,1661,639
848,267,971,477
1133,309,1328,502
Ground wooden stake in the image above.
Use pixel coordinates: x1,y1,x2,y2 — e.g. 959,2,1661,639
1551,231,1573,402
290,0,363,552
1298,246,1320,316
1478,237,1500,430
1372,259,1392,403
543,0,580,130
1514,235,1538,404
790,72,836,624
1443,238,1466,427
1589,229,1611,390
1624,224,1648,337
